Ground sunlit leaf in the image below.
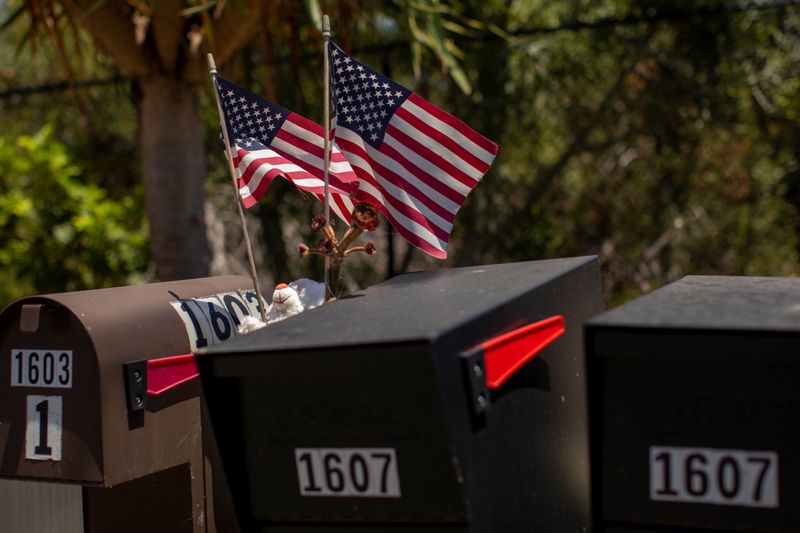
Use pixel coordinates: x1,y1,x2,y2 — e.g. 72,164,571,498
0,4,25,32
304,0,323,34
180,1,218,17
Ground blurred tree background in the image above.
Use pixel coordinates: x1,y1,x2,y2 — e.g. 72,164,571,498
0,0,798,308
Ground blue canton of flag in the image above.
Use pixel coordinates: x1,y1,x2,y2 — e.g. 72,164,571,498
330,49,411,149
217,77,289,151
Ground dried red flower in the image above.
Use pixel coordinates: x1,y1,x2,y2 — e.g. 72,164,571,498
298,243,309,258
351,201,379,231
364,242,376,255
310,214,327,232
318,238,335,254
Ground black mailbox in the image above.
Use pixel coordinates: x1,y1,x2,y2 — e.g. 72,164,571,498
586,275,800,533
197,257,604,532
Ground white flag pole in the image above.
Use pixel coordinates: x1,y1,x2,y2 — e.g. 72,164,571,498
322,14,334,299
207,53,269,322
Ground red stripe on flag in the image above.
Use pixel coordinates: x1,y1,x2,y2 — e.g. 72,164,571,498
288,112,324,137
241,165,284,205
316,192,354,224
407,93,499,156
276,128,326,161
278,148,356,192
335,136,457,228
351,167,452,244
236,151,291,187
394,105,491,174
385,123,480,189
285,115,354,167
343,169,448,258
336,133,465,212
376,139,468,207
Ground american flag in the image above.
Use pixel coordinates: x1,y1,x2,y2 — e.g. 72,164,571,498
215,76,357,222
328,41,499,259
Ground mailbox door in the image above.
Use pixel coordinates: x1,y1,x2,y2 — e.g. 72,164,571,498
590,328,800,532
200,342,468,530
0,302,102,483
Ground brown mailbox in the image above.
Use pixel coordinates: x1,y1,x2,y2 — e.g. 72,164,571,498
0,275,262,532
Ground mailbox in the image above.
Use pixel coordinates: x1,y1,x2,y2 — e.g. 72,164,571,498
197,256,604,532
586,275,800,532
0,275,265,532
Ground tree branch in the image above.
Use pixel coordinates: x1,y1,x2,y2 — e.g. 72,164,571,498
151,0,186,74
60,0,150,77
210,0,266,67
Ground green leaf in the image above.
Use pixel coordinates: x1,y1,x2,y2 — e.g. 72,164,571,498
80,0,110,19
0,4,25,32
425,15,472,93
304,0,324,34
180,2,219,17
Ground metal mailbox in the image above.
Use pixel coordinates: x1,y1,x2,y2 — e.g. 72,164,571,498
586,275,800,533
0,275,264,532
197,256,605,532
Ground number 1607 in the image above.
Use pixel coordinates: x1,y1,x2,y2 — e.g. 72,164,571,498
650,446,778,508
295,448,401,498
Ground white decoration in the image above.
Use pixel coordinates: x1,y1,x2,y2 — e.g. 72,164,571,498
267,278,326,324
237,315,267,334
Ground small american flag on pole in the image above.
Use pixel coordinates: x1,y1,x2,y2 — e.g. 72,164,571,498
215,76,357,222
328,41,499,259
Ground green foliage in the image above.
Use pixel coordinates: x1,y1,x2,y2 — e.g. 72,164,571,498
440,1,800,301
5,0,800,303
0,127,149,307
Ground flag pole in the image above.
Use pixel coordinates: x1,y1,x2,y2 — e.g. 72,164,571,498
207,53,269,323
322,14,333,299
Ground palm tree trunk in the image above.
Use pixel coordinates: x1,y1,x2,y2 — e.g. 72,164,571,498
138,75,210,280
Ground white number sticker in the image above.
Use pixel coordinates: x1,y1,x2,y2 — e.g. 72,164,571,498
170,290,267,351
294,448,401,498
650,446,778,508
217,291,254,328
25,395,63,461
238,289,268,319
11,350,72,388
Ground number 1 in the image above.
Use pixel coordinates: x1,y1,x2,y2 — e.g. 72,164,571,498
26,395,62,461
15,351,23,384
34,400,51,455
180,301,209,348
654,452,679,495
298,452,322,492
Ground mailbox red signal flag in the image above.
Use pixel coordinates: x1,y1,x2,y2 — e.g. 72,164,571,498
482,315,565,389
147,354,199,396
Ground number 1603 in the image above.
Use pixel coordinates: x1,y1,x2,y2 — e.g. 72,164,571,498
12,350,72,388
